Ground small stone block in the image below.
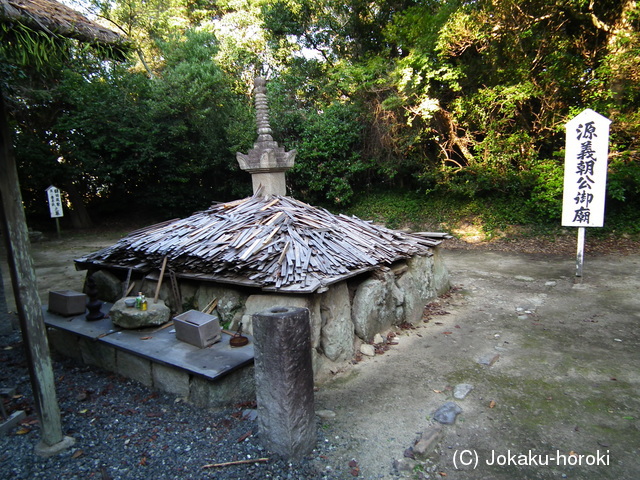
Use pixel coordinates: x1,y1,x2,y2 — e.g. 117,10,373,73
48,290,86,316
0,387,16,397
393,457,418,472
316,409,336,420
116,350,152,386
152,363,190,397
243,409,258,421
360,344,375,356
478,353,500,366
413,425,443,459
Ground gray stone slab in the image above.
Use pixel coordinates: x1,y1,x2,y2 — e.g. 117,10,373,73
433,401,462,425
43,306,254,382
103,326,253,381
43,304,118,339
0,410,26,435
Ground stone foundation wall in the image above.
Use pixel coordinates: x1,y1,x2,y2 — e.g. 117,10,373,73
47,328,255,408
89,248,449,381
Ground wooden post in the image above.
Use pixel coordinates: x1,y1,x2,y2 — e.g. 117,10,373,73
0,90,72,454
576,226,585,278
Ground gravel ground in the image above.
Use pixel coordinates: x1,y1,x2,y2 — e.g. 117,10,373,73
0,326,350,480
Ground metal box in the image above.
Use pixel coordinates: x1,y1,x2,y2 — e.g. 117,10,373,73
173,310,221,348
48,290,87,316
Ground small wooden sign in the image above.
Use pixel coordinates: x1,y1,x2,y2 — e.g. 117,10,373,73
561,109,611,227
561,109,611,277
45,185,64,218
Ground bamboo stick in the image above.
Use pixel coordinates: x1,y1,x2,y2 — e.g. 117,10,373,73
202,458,269,469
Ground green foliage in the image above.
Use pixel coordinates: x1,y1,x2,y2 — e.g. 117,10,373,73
288,101,369,206
10,28,253,221
347,186,640,239
5,0,640,235
526,157,565,221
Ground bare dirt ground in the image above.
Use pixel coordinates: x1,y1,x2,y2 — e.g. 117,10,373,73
315,240,640,480
2,228,640,479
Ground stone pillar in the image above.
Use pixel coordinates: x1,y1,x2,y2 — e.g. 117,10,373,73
252,306,315,461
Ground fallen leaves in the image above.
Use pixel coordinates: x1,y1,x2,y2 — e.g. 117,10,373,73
488,400,496,409
348,459,360,476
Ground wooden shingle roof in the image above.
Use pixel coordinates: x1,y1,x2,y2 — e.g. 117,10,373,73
75,194,449,293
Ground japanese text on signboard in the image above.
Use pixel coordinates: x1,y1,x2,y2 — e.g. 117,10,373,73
46,186,64,218
561,109,610,228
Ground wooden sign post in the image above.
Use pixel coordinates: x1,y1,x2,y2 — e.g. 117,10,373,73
45,185,63,238
561,109,611,277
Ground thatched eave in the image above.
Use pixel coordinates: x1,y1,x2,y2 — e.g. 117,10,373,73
1,0,129,47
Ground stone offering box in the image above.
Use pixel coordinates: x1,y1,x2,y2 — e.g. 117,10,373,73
174,310,222,348
48,290,87,316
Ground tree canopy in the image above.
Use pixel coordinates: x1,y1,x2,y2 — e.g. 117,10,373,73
2,0,639,230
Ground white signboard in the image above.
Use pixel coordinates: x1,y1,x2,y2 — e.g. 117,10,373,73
561,109,611,227
46,185,64,218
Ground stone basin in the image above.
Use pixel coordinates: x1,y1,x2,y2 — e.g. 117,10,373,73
110,297,171,329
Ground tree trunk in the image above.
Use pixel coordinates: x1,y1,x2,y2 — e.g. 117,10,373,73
64,182,93,229
606,0,638,105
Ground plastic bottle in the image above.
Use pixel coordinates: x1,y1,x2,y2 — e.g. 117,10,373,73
135,292,142,309
141,295,147,311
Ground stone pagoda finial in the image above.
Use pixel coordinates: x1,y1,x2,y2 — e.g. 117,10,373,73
236,77,296,196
